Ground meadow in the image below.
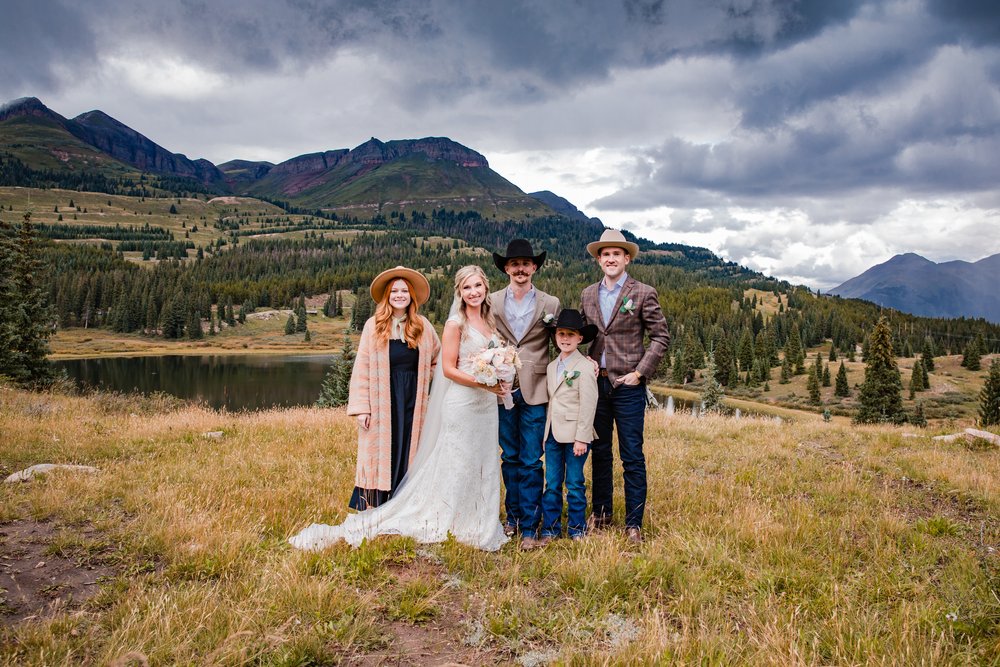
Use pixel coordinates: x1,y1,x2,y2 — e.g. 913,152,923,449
2,384,998,665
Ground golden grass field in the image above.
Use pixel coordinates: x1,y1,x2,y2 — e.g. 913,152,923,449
2,384,998,665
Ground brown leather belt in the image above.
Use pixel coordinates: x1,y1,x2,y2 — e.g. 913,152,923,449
599,369,609,377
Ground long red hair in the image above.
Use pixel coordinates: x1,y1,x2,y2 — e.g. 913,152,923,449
373,278,425,348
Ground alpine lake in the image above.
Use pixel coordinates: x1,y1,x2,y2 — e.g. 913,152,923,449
54,354,710,415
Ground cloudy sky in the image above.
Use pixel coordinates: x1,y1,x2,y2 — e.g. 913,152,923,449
2,0,998,289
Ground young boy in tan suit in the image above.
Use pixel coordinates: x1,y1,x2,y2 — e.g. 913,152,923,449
536,309,599,545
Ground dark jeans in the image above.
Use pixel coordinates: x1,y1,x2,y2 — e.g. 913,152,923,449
591,377,647,528
541,434,589,538
498,389,546,534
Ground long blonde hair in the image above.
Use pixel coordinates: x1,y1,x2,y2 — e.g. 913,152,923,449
451,265,496,336
373,278,425,348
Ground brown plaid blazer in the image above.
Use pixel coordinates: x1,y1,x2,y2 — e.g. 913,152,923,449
490,287,561,405
580,275,670,385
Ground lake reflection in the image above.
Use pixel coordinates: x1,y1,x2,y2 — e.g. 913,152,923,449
55,354,337,411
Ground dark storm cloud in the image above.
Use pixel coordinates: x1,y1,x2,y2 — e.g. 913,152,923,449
0,0,867,98
0,1,98,90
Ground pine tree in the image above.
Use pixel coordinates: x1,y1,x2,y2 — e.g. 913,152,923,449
835,361,850,397
316,334,355,407
224,296,236,327
713,335,734,387
304,328,312,343
909,359,926,393
807,367,821,405
911,401,927,428
779,355,791,384
921,338,935,372
0,212,20,380
786,324,804,374
186,307,203,340
295,304,307,332
671,350,688,385
284,314,296,335
828,346,838,362
978,359,1000,427
683,332,705,371
962,336,983,371
700,353,724,413
822,364,831,387
323,292,335,317
0,212,53,386
737,329,753,372
855,317,906,424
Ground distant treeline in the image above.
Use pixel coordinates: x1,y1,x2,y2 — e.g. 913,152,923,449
0,154,221,199
33,207,1000,374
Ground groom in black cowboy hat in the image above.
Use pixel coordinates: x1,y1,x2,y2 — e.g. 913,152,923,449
490,239,561,548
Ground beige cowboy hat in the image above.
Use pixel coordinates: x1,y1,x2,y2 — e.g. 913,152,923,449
586,229,640,259
369,266,431,306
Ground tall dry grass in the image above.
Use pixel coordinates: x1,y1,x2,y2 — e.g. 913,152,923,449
2,384,998,664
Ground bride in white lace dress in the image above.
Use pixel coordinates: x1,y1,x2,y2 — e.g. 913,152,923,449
289,265,510,552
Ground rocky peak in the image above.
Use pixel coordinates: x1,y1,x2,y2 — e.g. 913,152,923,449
0,97,65,124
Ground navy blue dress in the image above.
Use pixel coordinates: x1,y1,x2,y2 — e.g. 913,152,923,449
349,339,419,510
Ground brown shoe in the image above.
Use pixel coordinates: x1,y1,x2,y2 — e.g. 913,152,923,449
589,514,612,530
504,524,517,537
520,536,550,551
625,527,643,544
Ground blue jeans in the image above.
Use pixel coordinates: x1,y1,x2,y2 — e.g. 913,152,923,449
591,378,647,528
498,389,546,534
541,434,589,538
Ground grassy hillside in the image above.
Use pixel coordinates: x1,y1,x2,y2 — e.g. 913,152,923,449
0,115,137,175
0,187,344,262
254,155,553,220
2,387,998,663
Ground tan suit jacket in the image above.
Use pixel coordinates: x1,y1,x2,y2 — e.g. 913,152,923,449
580,275,670,385
490,286,561,405
544,350,599,444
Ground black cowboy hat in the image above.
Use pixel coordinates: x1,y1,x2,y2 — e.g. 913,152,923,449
551,309,597,346
492,239,547,274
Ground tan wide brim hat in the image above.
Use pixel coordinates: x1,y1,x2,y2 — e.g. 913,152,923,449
369,266,431,306
586,229,640,259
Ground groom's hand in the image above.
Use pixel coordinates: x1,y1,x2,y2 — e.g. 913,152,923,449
573,440,588,456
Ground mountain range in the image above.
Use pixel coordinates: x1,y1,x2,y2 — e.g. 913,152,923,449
0,97,552,219
830,253,1000,323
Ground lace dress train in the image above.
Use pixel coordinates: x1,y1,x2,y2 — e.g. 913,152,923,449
289,325,508,552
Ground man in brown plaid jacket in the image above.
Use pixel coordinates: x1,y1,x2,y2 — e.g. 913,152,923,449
580,229,670,543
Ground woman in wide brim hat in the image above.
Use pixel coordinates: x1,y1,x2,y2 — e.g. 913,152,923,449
346,266,440,511
586,229,639,259
493,238,547,273
369,265,431,305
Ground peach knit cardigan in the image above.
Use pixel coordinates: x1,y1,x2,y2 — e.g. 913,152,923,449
346,315,441,491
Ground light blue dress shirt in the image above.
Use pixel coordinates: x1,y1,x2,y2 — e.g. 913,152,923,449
504,286,536,342
597,273,628,368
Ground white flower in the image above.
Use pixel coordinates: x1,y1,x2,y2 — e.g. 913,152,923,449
619,298,635,315
945,612,958,622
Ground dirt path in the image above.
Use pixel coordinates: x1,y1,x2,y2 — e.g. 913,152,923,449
1,518,118,626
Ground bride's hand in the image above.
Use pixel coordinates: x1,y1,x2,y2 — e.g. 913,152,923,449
485,381,507,396
356,414,370,429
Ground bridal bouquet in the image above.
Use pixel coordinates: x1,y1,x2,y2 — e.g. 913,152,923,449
470,340,521,409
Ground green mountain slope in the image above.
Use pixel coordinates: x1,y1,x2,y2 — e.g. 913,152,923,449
0,109,137,176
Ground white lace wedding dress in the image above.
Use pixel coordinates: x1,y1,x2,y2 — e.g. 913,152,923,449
289,319,509,552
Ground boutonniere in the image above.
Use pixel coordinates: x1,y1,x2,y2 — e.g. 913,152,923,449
541,312,556,328
563,370,581,386
619,297,635,315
